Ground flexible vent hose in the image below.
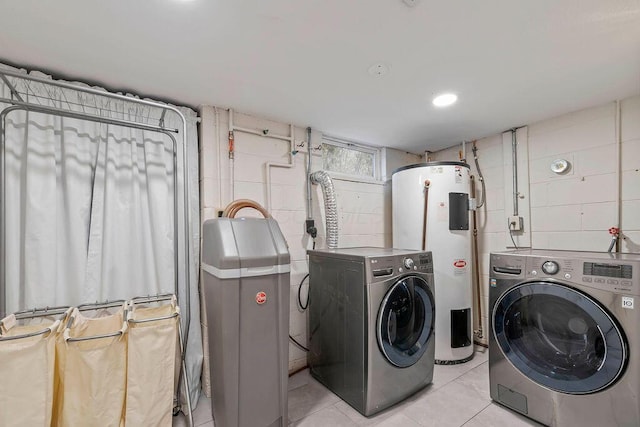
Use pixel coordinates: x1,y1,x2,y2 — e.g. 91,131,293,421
310,171,338,249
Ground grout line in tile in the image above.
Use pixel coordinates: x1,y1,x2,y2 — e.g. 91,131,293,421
460,402,493,426
435,357,488,388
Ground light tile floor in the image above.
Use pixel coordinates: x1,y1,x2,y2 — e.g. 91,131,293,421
174,347,541,427
173,395,215,427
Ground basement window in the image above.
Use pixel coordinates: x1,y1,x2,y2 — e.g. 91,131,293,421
322,136,379,180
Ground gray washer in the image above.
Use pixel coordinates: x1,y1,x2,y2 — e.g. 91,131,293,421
202,217,290,427
308,247,436,416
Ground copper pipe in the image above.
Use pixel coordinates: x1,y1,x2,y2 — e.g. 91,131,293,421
221,199,271,219
228,130,235,159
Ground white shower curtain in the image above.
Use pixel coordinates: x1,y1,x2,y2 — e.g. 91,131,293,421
0,67,202,405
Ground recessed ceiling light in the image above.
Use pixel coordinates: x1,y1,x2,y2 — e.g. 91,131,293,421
432,93,458,107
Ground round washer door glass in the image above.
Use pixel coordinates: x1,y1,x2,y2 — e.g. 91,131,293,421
377,275,434,368
493,281,627,394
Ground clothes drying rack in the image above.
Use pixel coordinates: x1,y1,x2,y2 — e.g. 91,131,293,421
0,68,194,425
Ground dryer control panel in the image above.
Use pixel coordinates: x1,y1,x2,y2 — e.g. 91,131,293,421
369,253,433,282
416,254,434,273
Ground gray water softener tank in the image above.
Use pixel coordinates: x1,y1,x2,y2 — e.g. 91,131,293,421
202,217,290,427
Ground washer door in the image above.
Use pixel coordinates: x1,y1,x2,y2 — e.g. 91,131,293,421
493,281,627,394
377,275,434,368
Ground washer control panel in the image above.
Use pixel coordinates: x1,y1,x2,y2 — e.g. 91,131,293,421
523,256,639,296
403,257,415,270
583,262,632,279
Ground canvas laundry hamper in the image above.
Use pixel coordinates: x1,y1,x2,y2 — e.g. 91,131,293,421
0,313,64,427
125,296,180,427
55,305,128,427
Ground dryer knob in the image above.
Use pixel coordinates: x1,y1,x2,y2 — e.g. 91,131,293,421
403,258,415,269
542,261,559,275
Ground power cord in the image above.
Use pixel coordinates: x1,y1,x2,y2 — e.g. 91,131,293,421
508,220,519,249
297,273,309,310
287,239,315,353
289,335,309,352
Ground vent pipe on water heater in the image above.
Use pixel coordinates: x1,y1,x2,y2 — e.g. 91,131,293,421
310,171,338,249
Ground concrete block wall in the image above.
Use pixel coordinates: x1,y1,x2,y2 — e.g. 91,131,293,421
620,96,640,251
433,94,640,343
198,106,419,372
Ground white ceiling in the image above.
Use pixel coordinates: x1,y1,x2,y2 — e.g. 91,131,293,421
1,0,639,152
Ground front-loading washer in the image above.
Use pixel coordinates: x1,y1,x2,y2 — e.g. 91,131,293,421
308,247,435,416
489,249,640,426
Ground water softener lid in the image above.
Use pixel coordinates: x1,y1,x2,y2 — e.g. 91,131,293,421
202,217,290,270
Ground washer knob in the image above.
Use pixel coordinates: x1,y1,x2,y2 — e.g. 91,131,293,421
542,261,559,275
404,258,415,269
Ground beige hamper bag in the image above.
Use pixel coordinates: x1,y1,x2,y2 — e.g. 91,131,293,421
55,304,128,427
0,313,63,427
125,296,180,427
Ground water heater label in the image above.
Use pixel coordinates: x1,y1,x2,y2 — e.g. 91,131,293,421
256,291,267,305
453,259,468,275
454,165,463,184
622,296,634,309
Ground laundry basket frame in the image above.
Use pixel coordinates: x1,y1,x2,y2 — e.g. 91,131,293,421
0,68,194,425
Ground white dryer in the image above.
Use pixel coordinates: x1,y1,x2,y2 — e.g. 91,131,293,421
308,247,436,416
490,249,640,426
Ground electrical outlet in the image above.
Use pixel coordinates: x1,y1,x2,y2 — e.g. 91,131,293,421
509,216,523,231
305,219,317,238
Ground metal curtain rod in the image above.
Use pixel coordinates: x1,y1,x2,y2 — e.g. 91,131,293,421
77,299,126,312
14,305,70,320
131,293,175,305
0,99,179,133
0,68,182,117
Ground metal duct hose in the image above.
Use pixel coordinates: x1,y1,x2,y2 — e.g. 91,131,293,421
310,170,338,249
